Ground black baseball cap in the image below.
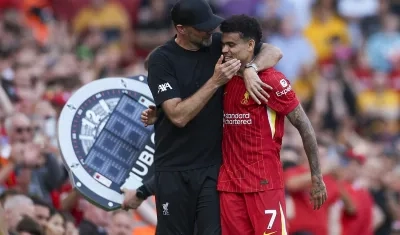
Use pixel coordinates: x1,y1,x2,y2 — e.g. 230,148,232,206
171,0,224,32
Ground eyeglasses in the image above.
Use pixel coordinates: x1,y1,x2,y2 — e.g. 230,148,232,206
15,126,32,134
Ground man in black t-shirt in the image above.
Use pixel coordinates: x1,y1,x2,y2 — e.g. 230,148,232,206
121,0,282,234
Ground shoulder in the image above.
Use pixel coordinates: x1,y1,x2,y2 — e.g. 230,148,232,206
259,68,288,87
148,43,173,65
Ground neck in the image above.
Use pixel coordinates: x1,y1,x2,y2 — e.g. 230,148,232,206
175,35,200,51
238,55,255,75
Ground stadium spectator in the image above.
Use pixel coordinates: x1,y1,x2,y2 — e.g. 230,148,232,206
304,0,350,62
366,13,400,72
44,208,65,235
63,212,79,235
107,210,133,235
3,194,35,234
1,113,67,204
30,196,52,229
268,15,316,82
72,0,130,40
78,201,110,235
284,142,341,235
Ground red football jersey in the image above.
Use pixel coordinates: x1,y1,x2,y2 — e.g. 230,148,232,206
217,68,299,193
284,166,340,235
340,183,374,235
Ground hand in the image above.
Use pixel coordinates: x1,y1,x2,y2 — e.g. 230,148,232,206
211,55,241,87
65,225,79,235
309,175,327,210
121,188,144,210
141,105,157,127
23,143,42,167
9,142,26,164
243,68,272,105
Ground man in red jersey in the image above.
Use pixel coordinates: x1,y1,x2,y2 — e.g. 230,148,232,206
217,15,327,235
334,152,374,235
284,143,341,235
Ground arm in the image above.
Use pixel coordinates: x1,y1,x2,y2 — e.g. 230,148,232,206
160,82,220,128
286,104,327,209
286,172,314,192
372,204,385,230
286,105,321,180
121,176,156,210
0,164,15,185
286,164,336,192
139,176,156,197
0,204,8,235
385,190,400,220
60,189,79,211
148,53,239,128
339,186,357,215
243,43,283,104
42,154,65,191
252,43,283,71
0,85,13,118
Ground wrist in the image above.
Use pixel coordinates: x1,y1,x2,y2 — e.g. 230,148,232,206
209,76,222,89
244,62,259,73
136,185,151,200
243,66,258,79
311,174,323,181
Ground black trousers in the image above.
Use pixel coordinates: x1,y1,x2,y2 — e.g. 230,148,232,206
155,165,221,235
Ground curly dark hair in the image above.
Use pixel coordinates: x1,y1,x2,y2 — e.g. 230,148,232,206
220,14,263,46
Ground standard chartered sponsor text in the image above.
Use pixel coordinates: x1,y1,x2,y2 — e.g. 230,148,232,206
223,113,252,125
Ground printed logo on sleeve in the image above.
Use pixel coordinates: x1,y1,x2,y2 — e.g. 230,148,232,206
158,83,172,93
279,79,288,88
276,79,292,97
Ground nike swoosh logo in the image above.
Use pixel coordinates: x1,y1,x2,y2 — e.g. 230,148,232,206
263,232,277,235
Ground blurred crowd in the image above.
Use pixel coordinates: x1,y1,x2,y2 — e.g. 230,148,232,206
0,0,399,235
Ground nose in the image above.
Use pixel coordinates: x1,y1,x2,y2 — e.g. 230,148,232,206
222,44,229,53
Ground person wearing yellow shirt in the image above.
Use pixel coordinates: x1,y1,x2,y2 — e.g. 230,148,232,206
292,63,320,107
357,71,400,135
73,0,130,41
304,2,350,62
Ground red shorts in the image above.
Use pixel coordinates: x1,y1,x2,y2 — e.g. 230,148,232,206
220,189,288,235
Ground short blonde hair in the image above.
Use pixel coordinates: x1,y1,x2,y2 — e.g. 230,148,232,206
4,195,33,210
3,113,30,134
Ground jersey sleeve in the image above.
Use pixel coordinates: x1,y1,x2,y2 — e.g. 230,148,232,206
147,50,181,107
261,69,300,115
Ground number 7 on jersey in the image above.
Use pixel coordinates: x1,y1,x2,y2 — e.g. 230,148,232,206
265,209,277,229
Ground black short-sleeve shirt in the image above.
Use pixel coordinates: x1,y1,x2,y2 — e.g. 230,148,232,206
147,33,223,171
